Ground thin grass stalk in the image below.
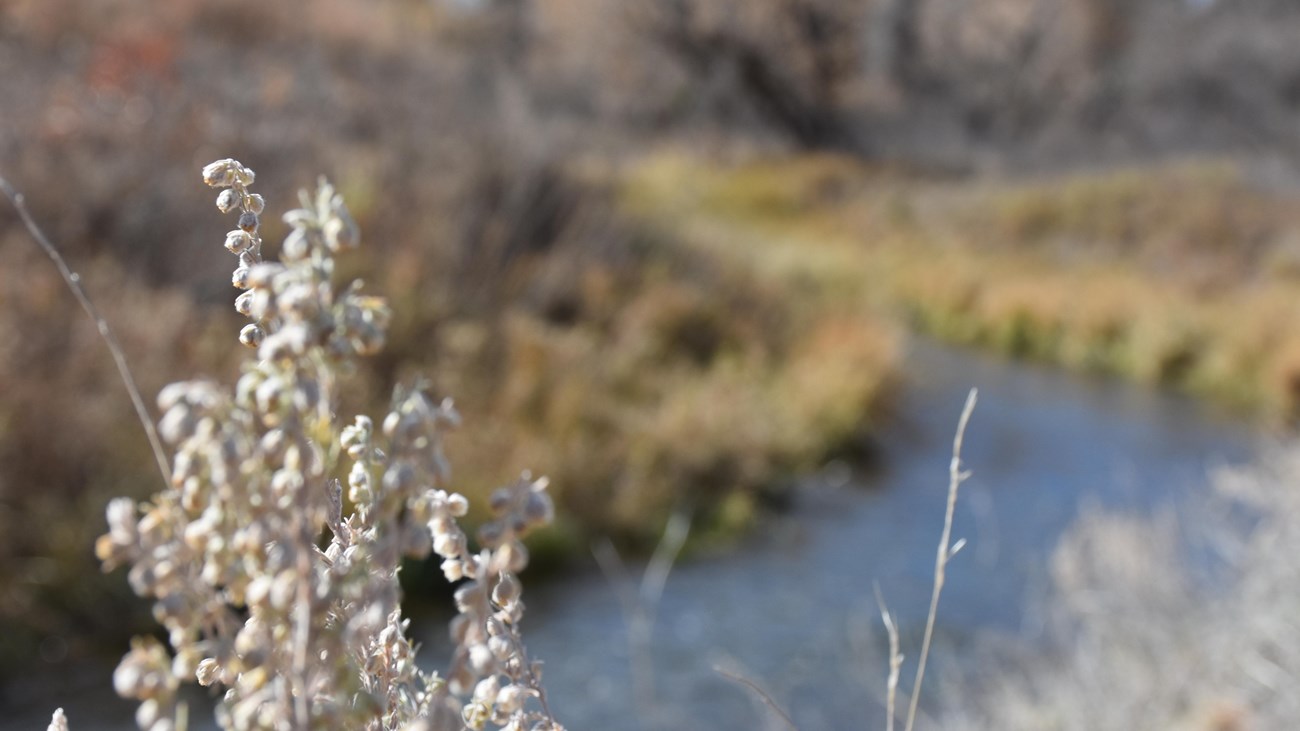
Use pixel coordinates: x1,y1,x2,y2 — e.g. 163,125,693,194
875,584,903,731
0,173,171,484
904,387,978,731
593,508,692,726
713,665,801,731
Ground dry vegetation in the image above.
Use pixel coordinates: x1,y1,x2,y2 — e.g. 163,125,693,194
8,0,1300,720
939,448,1300,731
623,153,1300,421
0,0,904,674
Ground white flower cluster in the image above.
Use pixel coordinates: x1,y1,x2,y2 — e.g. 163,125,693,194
87,159,562,731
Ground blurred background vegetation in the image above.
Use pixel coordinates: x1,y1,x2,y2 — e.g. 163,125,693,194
4,0,1300,705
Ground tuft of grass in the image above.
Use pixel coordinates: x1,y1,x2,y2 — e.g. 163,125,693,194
940,447,1300,731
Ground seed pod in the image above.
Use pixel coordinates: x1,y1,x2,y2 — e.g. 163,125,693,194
282,229,310,261
496,684,526,715
224,230,253,255
234,290,254,316
473,675,500,705
488,635,512,661
216,189,241,214
447,493,470,517
195,658,221,687
492,572,521,606
434,530,466,559
476,521,504,549
238,324,264,348
523,491,554,526
441,559,464,582
468,643,495,674
202,159,238,187
489,488,512,516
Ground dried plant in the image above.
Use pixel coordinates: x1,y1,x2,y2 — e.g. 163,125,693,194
49,159,561,731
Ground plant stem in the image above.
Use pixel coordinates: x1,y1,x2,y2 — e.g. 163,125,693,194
904,388,977,731
0,173,172,485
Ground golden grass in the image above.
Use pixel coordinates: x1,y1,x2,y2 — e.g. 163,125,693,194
442,267,899,549
620,150,1300,422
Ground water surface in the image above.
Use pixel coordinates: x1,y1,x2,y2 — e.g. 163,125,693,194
447,338,1259,730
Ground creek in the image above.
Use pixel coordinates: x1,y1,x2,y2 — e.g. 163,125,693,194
450,337,1261,730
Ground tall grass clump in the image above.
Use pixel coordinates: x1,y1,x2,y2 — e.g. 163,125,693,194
43,159,563,730
939,446,1300,731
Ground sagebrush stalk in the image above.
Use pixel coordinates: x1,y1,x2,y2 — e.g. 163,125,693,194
69,159,564,731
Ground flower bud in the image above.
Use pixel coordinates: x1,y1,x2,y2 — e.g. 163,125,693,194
216,189,240,214
434,530,466,559
224,230,253,255
488,635,512,661
492,572,521,606
282,229,310,261
468,643,495,674
238,324,264,348
195,658,221,687
473,675,500,704
523,491,554,526
447,493,470,517
234,290,254,317
441,559,465,582
496,684,526,715
462,701,490,731
202,159,238,187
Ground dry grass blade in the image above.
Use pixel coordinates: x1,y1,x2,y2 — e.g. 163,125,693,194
593,508,692,725
713,665,801,731
875,583,903,731
905,387,978,731
0,173,171,485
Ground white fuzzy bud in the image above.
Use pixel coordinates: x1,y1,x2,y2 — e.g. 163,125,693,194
447,493,470,517
234,290,254,317
224,230,253,254
492,573,521,606
282,229,310,260
216,189,241,214
442,559,465,582
238,324,264,348
468,643,495,674
433,531,466,559
462,701,490,731
202,159,239,187
195,658,220,687
488,635,512,661
473,675,500,705
496,684,526,715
